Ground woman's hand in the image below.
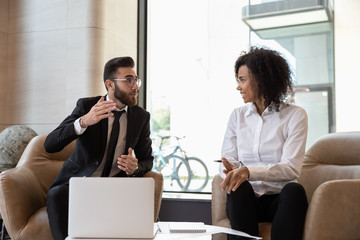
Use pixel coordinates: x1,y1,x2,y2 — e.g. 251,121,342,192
221,158,250,194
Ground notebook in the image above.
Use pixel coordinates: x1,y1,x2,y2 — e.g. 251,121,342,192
68,177,157,239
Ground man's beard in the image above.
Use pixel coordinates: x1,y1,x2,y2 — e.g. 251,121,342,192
114,84,138,106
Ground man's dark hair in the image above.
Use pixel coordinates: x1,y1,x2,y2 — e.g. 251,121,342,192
234,46,293,111
103,56,135,82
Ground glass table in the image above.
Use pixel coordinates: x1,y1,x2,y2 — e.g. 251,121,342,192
65,222,262,240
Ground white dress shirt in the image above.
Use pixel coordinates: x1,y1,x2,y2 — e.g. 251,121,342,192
220,102,308,196
74,96,128,177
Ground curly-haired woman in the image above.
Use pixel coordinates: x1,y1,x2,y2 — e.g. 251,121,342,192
220,47,308,240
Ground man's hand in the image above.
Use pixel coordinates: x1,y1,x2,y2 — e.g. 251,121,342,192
221,158,250,194
80,97,116,128
117,148,138,175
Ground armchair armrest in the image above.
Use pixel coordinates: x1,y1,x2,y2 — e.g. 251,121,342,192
211,174,230,228
0,167,45,238
143,171,163,221
303,179,360,240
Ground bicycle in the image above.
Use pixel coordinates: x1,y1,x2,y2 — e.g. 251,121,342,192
151,135,209,192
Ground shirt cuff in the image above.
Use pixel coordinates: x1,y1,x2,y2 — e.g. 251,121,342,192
247,165,267,181
74,117,87,135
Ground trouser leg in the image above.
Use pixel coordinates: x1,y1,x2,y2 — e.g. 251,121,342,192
226,181,259,237
271,182,308,240
46,184,69,240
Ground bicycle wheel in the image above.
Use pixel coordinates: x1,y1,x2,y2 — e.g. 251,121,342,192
160,155,191,191
177,157,209,192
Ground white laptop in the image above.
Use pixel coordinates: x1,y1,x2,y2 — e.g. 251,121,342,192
68,177,157,239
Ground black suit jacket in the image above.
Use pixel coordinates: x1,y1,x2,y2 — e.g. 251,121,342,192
45,96,153,188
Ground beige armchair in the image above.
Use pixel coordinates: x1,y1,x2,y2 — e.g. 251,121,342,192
0,134,163,240
212,132,360,240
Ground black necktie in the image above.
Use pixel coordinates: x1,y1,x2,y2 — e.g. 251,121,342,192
101,110,124,177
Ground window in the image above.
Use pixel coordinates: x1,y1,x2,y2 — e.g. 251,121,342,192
146,0,335,193
249,20,335,149
147,0,250,193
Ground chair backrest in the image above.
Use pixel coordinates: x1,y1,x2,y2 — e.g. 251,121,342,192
16,134,75,196
298,131,360,201
18,134,163,221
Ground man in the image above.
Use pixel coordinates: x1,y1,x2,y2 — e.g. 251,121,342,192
45,57,153,240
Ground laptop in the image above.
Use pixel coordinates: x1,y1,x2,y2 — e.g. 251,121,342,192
68,177,157,239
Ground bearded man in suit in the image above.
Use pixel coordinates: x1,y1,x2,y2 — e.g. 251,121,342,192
45,56,153,240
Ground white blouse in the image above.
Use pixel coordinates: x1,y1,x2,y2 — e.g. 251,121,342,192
220,102,308,196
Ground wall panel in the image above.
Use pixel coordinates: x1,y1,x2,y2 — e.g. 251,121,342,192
65,28,106,110
9,0,67,33
67,0,103,29
0,0,8,32
0,32,7,125
0,0,138,134
6,30,67,123
0,0,8,131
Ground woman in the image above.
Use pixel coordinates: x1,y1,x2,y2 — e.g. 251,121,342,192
220,47,308,240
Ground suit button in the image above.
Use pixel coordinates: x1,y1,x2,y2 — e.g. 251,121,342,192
95,161,100,165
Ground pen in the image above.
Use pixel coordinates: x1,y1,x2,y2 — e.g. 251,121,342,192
214,159,230,163
213,159,230,163
214,160,245,167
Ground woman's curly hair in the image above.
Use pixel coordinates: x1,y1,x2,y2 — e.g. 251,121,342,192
234,46,293,112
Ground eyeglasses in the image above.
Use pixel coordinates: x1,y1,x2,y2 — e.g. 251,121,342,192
113,78,142,88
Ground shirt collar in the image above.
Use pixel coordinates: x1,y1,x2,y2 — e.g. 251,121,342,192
245,103,258,117
245,102,284,117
